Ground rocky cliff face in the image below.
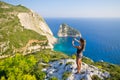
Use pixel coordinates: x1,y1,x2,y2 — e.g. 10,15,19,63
0,1,56,56
58,24,81,37
18,10,56,48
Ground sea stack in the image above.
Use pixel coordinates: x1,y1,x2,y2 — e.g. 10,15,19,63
57,23,81,37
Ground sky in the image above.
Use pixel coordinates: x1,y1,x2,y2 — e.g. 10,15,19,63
2,0,120,18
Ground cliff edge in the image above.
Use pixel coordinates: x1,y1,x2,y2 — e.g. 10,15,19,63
0,1,56,56
18,10,57,48
42,59,110,80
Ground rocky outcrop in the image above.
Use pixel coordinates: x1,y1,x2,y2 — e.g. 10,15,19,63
42,59,110,80
58,24,81,37
0,1,57,56
13,39,48,54
18,10,57,48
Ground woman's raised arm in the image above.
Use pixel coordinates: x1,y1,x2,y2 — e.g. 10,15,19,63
72,40,80,49
74,38,80,43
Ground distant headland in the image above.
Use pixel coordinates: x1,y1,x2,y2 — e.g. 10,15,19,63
57,23,81,37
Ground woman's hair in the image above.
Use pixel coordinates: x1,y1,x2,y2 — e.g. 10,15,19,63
80,38,84,43
80,38,86,51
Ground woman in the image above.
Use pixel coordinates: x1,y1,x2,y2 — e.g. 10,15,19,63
72,37,86,74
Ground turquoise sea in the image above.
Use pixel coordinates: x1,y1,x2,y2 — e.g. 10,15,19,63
45,18,120,65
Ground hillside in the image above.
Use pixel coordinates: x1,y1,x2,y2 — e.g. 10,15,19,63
0,1,56,56
0,1,120,80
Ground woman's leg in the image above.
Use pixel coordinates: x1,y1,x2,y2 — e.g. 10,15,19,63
76,58,78,73
78,59,82,73
76,57,78,69
76,58,82,73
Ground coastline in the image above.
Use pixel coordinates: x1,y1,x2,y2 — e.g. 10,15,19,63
46,18,120,65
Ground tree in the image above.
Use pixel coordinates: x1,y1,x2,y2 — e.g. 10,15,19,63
0,53,37,80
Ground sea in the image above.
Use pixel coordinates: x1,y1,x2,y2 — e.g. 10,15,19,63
45,18,120,65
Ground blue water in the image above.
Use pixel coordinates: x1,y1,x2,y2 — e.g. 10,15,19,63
45,18,120,65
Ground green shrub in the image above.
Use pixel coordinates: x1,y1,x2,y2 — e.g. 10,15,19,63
38,52,50,63
22,74,36,80
71,54,76,59
31,49,68,63
93,62,120,80
16,4,29,12
34,71,46,80
0,76,6,80
82,57,93,65
62,71,71,80
91,75,101,80
0,54,37,80
65,62,74,66
97,65,102,69
49,76,58,80
59,62,63,66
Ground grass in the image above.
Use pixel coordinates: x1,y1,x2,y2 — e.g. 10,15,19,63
93,62,120,80
9,29,47,48
29,49,69,63
25,49,69,79
82,56,94,65
0,1,47,55
0,15,47,54
0,1,29,13
0,49,69,80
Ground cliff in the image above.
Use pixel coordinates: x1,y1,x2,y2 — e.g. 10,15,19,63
0,1,56,56
43,59,110,80
58,23,81,37
0,1,120,80
18,10,56,48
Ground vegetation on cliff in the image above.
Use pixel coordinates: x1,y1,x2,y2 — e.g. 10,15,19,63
0,50,120,80
81,56,120,80
0,1,48,55
0,49,68,80
0,1,120,80
58,23,81,37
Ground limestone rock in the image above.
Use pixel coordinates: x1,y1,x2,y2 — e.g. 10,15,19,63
43,59,110,80
18,10,57,49
58,24,81,37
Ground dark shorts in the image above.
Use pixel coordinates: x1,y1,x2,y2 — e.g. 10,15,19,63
76,53,83,59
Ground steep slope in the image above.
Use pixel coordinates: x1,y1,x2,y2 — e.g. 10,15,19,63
58,23,81,37
18,10,56,48
0,1,56,56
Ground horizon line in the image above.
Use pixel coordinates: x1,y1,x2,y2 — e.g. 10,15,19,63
44,17,120,19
